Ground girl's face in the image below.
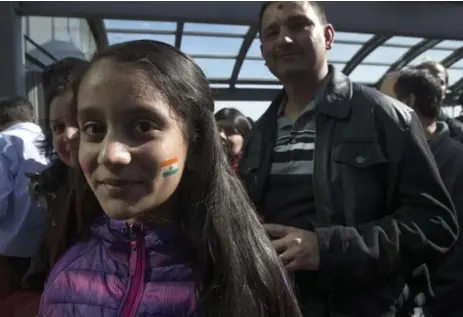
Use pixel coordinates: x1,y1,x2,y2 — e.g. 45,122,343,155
49,89,79,167
77,59,188,222
217,122,244,155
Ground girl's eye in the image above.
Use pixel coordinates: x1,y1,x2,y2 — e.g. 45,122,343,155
51,123,65,134
134,120,158,133
82,122,105,136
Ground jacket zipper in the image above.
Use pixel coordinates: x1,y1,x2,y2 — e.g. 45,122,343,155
120,223,146,317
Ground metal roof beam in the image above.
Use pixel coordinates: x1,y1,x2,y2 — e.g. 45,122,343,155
376,39,442,85
212,88,279,101
174,22,184,49
342,35,391,75
87,17,109,51
18,2,463,40
230,25,259,88
449,78,463,99
441,46,463,68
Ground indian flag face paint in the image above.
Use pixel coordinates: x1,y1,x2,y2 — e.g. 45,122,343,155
160,157,179,177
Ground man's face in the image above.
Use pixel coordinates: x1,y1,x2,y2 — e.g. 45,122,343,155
433,66,448,100
260,1,334,81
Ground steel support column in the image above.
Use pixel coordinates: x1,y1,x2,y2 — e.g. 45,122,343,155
0,2,25,98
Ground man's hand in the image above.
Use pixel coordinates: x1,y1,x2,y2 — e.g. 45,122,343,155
264,223,320,272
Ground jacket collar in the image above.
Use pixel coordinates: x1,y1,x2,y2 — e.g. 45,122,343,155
262,64,353,122
429,121,451,144
318,65,353,119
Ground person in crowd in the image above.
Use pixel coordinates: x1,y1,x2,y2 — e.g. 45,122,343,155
457,91,463,122
394,69,463,317
416,61,463,142
215,107,253,172
238,2,457,316
21,57,89,293
378,71,399,98
0,97,49,298
39,40,302,317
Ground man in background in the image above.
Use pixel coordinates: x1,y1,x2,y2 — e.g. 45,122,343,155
0,97,48,298
394,69,463,317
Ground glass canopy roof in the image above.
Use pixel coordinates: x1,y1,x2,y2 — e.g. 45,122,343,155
104,19,463,97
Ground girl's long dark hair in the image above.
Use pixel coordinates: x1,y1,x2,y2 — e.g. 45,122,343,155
66,40,301,317
215,107,253,142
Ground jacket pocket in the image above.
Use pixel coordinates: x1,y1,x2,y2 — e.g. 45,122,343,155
331,141,389,224
333,141,387,168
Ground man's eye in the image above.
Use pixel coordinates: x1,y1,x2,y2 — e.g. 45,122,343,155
82,122,105,136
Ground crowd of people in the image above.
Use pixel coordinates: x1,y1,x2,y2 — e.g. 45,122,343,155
0,1,462,317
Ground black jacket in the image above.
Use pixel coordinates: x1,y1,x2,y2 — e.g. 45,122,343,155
21,160,73,291
438,110,463,142
420,123,463,317
238,67,458,317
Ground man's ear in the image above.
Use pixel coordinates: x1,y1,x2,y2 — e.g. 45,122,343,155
324,24,335,50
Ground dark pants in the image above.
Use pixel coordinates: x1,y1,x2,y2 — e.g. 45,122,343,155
0,256,31,300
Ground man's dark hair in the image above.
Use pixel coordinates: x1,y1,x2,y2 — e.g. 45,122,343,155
394,69,443,120
0,96,34,126
258,1,328,37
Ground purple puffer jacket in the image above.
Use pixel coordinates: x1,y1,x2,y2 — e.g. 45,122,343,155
38,214,197,317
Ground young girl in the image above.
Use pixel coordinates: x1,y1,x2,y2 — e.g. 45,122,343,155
39,40,302,317
215,107,253,172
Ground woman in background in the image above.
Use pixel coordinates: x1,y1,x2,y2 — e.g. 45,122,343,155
0,57,89,317
22,57,89,291
215,107,253,172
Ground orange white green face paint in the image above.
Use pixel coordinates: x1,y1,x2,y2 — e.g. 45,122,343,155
160,157,179,177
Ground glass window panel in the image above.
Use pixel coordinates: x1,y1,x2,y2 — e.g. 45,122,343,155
435,40,463,50
408,49,454,66
447,69,463,86
193,58,235,79
28,17,53,46
210,83,230,89
328,44,362,62
181,36,243,56
184,23,248,35
104,19,176,31
22,17,27,35
239,60,277,80
335,32,373,43
236,84,282,89
452,59,463,68
349,65,389,83
107,33,175,45
25,40,56,66
247,38,262,58
331,63,347,72
385,36,423,46
363,47,409,64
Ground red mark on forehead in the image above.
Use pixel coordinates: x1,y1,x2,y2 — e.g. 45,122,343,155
277,2,284,9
